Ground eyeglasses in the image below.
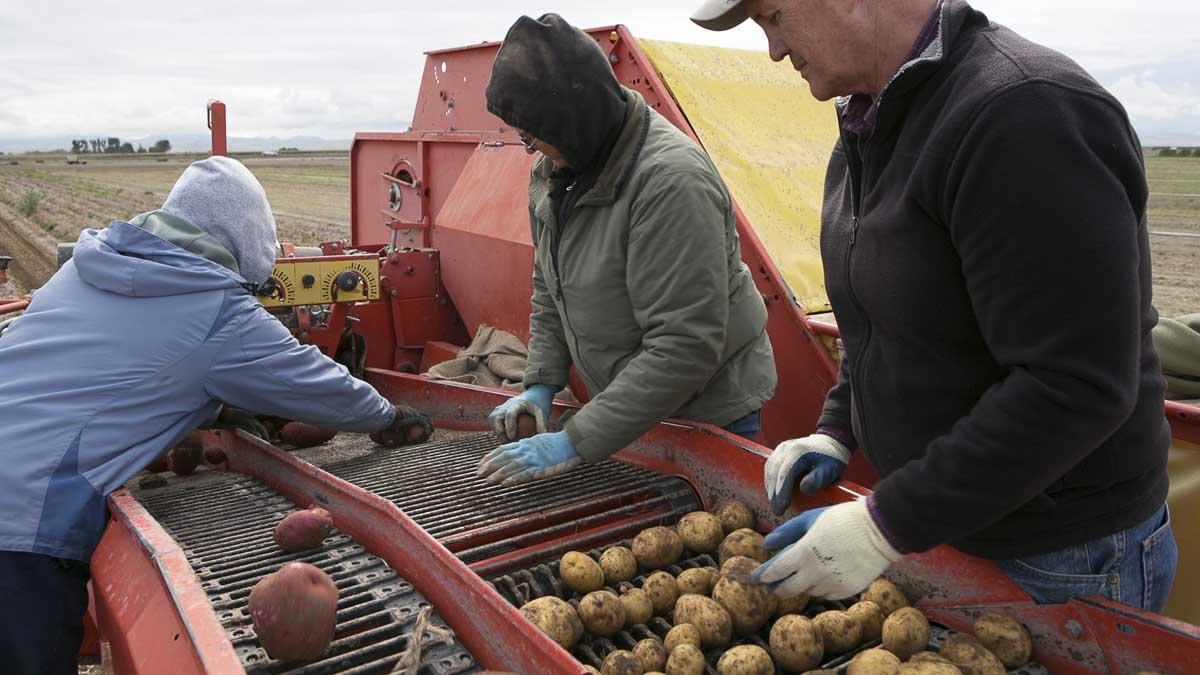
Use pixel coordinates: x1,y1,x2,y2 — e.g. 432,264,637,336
517,131,538,154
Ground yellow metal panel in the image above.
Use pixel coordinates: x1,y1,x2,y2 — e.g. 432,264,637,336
259,262,297,309
1166,438,1200,624
641,40,839,312
258,258,381,307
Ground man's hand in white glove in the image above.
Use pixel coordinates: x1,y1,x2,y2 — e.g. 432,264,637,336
764,434,852,515
751,499,902,600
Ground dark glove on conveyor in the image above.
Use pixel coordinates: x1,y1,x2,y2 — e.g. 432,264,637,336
213,406,271,442
370,404,434,447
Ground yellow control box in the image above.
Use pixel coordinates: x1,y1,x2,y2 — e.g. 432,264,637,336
259,256,381,308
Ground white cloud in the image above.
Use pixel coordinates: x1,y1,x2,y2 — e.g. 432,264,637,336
1,1,1198,144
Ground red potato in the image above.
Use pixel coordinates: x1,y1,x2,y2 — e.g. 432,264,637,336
406,423,431,444
167,445,204,476
515,413,539,440
278,422,338,448
248,562,339,661
274,507,335,553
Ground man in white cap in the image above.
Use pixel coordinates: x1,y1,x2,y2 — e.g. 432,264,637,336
0,156,431,673
694,0,1177,611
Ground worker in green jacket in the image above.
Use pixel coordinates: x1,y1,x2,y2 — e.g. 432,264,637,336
477,13,777,486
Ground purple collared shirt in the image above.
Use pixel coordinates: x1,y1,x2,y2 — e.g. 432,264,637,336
841,1,944,137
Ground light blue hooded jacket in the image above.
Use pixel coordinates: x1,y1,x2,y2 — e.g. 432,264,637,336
0,195,394,563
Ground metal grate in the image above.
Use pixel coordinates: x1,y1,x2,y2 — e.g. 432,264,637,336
133,472,478,675
488,542,1053,675
321,433,703,566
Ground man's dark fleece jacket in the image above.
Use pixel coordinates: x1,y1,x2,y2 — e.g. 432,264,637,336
818,0,1170,559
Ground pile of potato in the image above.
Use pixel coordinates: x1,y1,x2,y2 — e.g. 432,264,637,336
519,501,1034,675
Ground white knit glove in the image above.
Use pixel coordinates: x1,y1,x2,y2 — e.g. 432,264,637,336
764,434,852,514
751,499,902,600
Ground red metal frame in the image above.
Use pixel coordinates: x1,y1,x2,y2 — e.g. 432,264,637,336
0,296,31,315
207,100,227,156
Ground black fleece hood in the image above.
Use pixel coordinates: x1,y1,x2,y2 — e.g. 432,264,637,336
486,14,627,171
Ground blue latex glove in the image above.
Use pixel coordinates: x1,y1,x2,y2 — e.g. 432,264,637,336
752,501,901,600
488,384,557,441
477,430,583,486
763,434,851,515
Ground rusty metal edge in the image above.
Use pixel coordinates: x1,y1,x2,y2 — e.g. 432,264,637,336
100,489,246,674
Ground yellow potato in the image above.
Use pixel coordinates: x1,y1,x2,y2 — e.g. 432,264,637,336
773,592,811,619
938,634,1005,675
973,612,1032,668
666,643,707,675
602,649,642,675
882,607,930,661
634,638,669,673
847,600,887,643
813,610,863,655
560,551,605,594
633,526,684,569
619,587,653,627
897,661,963,675
664,623,702,652
712,557,777,636
643,570,680,615
678,511,725,554
717,644,774,675
847,648,901,675
584,666,602,675
716,501,755,533
718,528,767,565
861,578,909,616
579,590,626,638
519,596,583,649
673,593,733,649
600,546,638,586
677,567,714,596
769,614,824,672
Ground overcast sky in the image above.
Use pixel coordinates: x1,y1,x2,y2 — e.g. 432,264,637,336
2,1,1197,146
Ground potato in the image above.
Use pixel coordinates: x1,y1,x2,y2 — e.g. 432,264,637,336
584,667,602,675
881,607,930,661
770,614,824,673
716,501,755,533
861,578,909,616
519,596,583,650
514,413,538,440
973,612,1032,668
561,551,605,594
712,557,777,636
602,650,642,675
168,444,203,476
665,643,707,675
717,644,774,675
847,648,901,675
273,506,334,553
813,610,863,655
643,571,680,615
634,638,669,673
620,587,654,627
673,594,733,649
633,526,684,569
718,528,767,565
677,568,714,596
600,546,638,585
278,422,337,448
897,662,963,675
248,562,338,661
774,592,810,619
848,600,887,642
909,651,953,664
938,634,1005,675
664,623,702,652
678,511,724,553
579,590,626,638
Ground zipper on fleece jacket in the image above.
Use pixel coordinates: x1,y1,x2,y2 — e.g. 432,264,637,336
841,130,876,455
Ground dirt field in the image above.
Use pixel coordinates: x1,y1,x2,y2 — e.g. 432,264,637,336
1,152,1198,316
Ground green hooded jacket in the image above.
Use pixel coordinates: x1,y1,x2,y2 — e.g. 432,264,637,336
524,88,777,461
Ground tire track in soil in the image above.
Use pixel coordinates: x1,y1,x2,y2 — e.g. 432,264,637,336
0,201,58,292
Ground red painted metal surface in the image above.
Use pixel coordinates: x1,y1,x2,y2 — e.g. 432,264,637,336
1167,399,1200,446
0,296,31,315
92,491,244,674
213,429,587,674
206,100,227,157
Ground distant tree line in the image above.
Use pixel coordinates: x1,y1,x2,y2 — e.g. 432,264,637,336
1154,147,1199,158
69,138,170,154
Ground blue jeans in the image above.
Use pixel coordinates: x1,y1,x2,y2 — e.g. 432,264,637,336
723,409,762,442
993,504,1177,612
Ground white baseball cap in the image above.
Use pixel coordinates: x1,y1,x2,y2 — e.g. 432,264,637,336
691,0,750,31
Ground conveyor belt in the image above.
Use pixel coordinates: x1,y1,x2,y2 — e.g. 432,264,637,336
133,471,478,674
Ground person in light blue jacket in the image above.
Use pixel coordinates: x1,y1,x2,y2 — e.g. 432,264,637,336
0,156,430,675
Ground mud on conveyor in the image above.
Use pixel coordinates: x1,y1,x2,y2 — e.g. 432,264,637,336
132,471,479,675
487,541,1054,675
